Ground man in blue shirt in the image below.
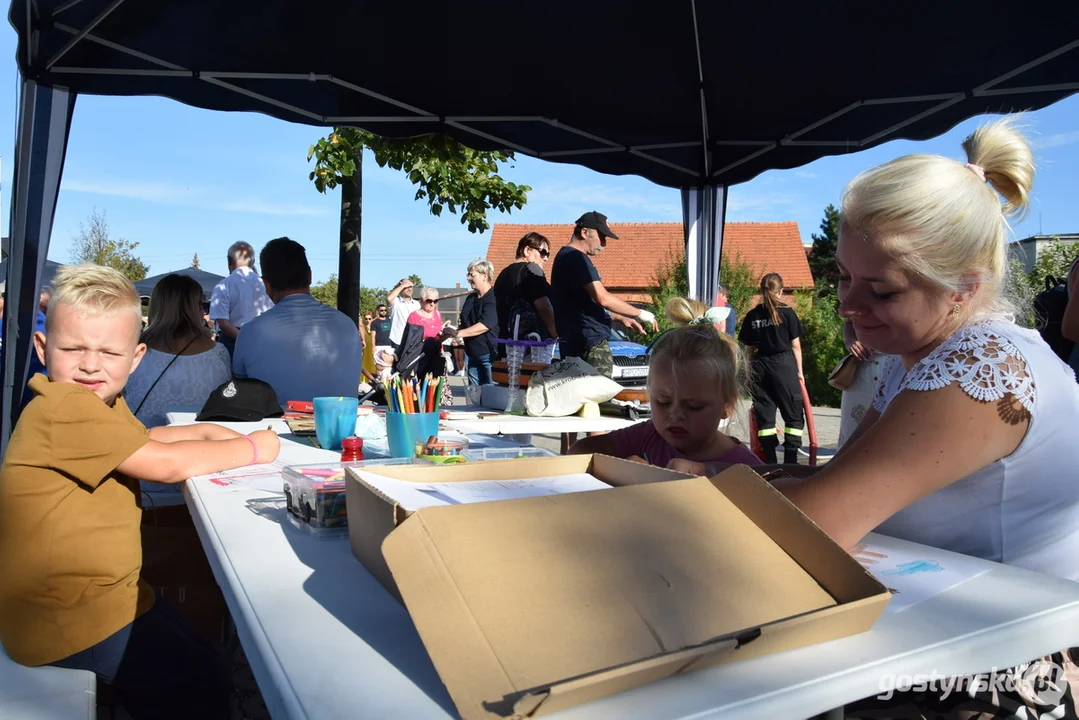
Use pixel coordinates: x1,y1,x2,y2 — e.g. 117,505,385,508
232,238,362,403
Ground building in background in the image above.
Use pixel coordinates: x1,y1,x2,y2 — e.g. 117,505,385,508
1008,234,1079,273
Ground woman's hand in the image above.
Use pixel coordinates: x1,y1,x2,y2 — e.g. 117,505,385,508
248,430,281,464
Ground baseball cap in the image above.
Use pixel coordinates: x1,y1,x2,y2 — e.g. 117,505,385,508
575,211,619,239
196,379,284,422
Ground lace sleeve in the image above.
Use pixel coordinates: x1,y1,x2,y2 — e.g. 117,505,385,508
897,326,1035,413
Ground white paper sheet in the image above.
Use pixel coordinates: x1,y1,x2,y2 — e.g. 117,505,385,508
191,461,289,493
355,471,611,511
851,542,989,613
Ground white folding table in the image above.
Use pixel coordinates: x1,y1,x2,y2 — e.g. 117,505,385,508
177,422,1079,720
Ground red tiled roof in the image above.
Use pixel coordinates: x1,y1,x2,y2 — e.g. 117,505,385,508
486,222,814,293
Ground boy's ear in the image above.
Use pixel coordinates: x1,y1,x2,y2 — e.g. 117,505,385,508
33,331,47,368
128,342,147,376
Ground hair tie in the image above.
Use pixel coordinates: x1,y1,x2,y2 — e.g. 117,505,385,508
965,162,987,183
689,315,711,326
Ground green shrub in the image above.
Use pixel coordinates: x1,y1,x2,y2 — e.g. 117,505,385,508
790,291,845,408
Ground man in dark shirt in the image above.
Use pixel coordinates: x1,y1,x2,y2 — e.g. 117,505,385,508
493,232,558,356
550,211,657,377
370,304,394,354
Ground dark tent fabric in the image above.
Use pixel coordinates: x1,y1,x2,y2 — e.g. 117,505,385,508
0,260,65,292
134,268,225,300
8,1,1079,188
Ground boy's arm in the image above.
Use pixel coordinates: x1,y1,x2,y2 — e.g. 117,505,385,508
148,424,244,442
568,434,616,456
118,430,280,484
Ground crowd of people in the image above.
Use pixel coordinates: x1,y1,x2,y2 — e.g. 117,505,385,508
4,114,1079,719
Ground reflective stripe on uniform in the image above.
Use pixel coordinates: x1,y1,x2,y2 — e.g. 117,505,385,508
757,428,777,437
784,427,804,437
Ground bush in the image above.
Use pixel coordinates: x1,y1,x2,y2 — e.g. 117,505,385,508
790,291,845,408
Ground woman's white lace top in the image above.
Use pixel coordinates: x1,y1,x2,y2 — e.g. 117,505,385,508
871,318,1079,580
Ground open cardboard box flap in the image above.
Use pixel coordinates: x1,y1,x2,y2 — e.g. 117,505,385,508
379,461,889,720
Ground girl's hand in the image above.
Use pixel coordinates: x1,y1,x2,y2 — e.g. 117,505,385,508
248,430,281,464
626,454,650,465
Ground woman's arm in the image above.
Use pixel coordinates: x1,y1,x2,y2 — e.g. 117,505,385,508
791,337,804,378
780,382,1028,550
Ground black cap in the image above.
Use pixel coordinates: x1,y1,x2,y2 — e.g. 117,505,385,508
196,379,284,422
575,211,619,239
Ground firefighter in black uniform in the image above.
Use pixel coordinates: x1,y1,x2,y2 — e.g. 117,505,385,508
738,273,806,464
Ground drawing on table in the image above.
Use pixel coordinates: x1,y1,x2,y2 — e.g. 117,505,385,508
882,560,944,577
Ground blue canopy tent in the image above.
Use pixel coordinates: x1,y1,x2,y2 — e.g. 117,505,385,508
4,1,1079,448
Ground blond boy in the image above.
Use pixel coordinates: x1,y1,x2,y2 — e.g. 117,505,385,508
0,264,280,720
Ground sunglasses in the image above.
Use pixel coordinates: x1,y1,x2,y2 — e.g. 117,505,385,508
536,248,550,258
424,298,439,304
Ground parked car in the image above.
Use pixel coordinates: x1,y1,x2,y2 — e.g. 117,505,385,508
608,327,650,387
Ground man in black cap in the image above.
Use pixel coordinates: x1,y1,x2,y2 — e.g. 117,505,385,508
550,212,658,377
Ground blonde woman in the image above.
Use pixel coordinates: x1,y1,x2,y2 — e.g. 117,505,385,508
674,117,1079,718
457,259,498,386
737,273,806,464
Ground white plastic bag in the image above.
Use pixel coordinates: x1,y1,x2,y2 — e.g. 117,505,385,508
525,357,622,417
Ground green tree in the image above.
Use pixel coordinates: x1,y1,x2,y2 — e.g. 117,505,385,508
311,274,340,308
642,250,757,345
720,251,759,323
790,291,846,408
69,208,149,282
408,274,423,291
307,129,530,324
1028,240,1079,291
311,274,390,318
808,204,841,296
1006,259,1037,329
190,252,201,269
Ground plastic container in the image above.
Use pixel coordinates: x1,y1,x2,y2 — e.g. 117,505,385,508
340,436,364,462
415,436,469,464
462,446,559,462
528,341,558,365
313,396,359,451
282,458,427,537
385,411,440,458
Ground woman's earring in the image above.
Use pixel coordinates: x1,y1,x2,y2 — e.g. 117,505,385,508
952,304,961,319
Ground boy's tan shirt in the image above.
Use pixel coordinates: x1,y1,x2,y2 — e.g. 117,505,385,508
0,374,154,666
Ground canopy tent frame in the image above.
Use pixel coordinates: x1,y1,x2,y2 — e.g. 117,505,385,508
4,1,1079,450
36,8,1079,181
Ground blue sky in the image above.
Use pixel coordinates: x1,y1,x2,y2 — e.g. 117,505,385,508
2,21,1078,290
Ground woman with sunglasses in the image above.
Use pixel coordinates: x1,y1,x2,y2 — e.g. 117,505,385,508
493,233,558,354
405,287,444,340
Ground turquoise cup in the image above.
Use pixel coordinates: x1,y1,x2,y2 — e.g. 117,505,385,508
313,396,359,452
385,412,440,458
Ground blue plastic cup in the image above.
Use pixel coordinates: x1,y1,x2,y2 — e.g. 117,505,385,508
385,411,440,458
313,396,360,452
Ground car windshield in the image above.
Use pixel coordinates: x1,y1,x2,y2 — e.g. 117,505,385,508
609,328,629,342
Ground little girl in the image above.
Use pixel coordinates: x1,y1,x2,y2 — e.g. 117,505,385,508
570,322,760,467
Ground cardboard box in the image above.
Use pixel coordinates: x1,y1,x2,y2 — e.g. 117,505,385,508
345,456,890,720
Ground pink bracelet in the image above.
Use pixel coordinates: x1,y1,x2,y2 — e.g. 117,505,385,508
246,435,259,466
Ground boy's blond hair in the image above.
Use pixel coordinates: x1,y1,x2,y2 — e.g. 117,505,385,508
47,264,141,331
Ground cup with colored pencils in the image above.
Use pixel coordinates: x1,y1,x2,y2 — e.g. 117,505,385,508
383,375,445,458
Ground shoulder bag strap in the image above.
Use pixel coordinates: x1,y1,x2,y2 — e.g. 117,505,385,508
131,335,199,417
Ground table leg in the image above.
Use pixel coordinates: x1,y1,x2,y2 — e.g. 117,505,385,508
561,432,578,455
